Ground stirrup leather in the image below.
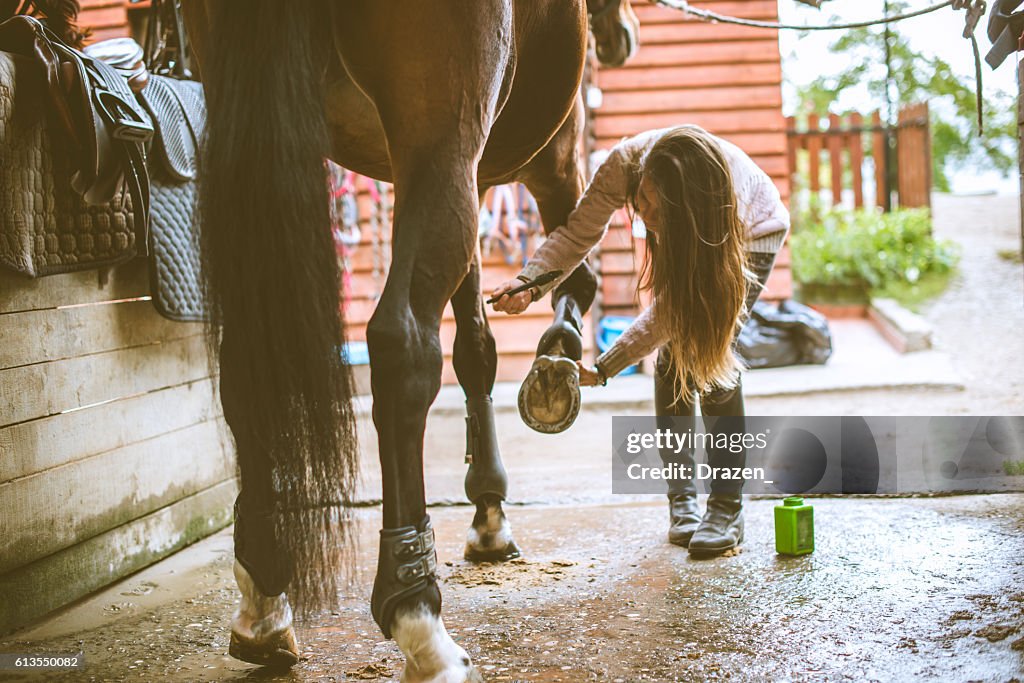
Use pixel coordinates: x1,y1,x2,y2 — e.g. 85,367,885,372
370,517,438,638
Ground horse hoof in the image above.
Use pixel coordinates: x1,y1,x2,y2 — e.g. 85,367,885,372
392,606,480,683
517,355,580,434
463,540,522,563
228,627,299,668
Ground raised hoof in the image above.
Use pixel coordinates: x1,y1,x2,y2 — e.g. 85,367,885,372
517,355,580,434
228,627,299,668
463,540,522,563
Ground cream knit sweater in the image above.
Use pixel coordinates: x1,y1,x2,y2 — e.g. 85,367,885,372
516,126,790,378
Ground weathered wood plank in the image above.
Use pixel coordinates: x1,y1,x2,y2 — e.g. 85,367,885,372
594,108,786,140
0,419,233,574
807,113,822,194
0,480,235,635
848,112,865,208
0,299,202,370
440,312,592,357
0,378,221,483
600,84,782,115
0,259,149,314
634,20,780,45
764,265,793,301
0,335,209,427
621,39,781,68
598,61,781,91
633,0,778,24
77,4,128,28
594,132,788,157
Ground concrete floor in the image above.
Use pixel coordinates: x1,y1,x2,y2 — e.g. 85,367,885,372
1,193,1021,682
1,495,1022,682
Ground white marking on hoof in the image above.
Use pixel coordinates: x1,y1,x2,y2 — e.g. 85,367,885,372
466,505,514,555
392,605,480,683
232,560,294,641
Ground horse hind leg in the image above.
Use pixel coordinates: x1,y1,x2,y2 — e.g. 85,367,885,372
451,253,521,562
219,332,299,668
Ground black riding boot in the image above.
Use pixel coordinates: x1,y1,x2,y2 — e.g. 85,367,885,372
689,380,746,557
655,347,701,547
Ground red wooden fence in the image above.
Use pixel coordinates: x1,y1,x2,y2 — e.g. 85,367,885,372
786,103,931,212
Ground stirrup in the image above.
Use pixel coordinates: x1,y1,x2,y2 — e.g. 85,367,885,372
370,517,438,639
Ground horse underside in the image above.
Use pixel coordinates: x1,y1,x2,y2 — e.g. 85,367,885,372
185,0,638,680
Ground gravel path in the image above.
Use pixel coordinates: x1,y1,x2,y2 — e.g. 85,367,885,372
756,192,1024,416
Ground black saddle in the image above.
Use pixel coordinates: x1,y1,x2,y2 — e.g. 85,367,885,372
0,14,153,243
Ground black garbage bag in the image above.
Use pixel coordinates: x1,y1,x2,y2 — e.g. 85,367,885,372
737,300,833,369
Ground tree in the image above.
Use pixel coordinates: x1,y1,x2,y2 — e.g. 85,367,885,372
789,2,1016,192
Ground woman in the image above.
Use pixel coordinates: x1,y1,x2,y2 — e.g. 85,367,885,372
491,125,789,557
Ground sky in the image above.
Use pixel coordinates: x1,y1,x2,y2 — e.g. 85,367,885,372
776,0,1020,194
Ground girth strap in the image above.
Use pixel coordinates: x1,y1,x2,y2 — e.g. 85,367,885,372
370,517,438,639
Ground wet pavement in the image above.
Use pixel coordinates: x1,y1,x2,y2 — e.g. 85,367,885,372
2,494,1023,682
2,194,1022,682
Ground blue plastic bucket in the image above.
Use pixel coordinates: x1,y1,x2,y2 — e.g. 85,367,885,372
341,341,370,366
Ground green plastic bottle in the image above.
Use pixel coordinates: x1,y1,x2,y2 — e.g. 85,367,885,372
775,496,814,555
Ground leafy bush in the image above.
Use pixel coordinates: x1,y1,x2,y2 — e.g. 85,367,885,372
790,206,959,296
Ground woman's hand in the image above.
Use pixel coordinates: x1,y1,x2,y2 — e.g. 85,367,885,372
577,361,605,387
490,280,532,315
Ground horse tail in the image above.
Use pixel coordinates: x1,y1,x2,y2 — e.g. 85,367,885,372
199,1,357,616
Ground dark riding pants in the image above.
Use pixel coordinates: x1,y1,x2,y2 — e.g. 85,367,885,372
655,252,776,497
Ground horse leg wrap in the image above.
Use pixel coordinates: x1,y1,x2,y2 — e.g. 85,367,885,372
464,395,508,502
370,516,438,639
233,498,290,597
536,294,584,360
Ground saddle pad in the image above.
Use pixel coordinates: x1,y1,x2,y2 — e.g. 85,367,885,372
0,51,138,277
139,75,206,322
140,75,204,181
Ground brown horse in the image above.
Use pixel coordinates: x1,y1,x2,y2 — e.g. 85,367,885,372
184,1,637,680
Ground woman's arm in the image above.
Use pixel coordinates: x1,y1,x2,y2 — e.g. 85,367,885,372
579,305,669,385
492,146,632,312
522,147,631,296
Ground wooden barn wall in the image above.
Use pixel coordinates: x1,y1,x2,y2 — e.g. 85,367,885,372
0,3,233,634
78,0,133,43
342,187,587,385
0,263,235,634
591,0,792,321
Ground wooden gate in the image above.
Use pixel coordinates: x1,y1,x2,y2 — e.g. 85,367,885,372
786,103,932,211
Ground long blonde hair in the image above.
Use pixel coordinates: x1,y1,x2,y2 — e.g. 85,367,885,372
632,126,752,400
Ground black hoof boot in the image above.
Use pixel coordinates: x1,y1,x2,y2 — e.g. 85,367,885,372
688,493,743,557
667,493,702,547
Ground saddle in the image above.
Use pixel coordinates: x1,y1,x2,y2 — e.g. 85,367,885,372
0,14,152,275
0,14,151,237
0,6,207,320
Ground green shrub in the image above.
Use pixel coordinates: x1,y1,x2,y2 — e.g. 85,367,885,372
790,206,959,296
